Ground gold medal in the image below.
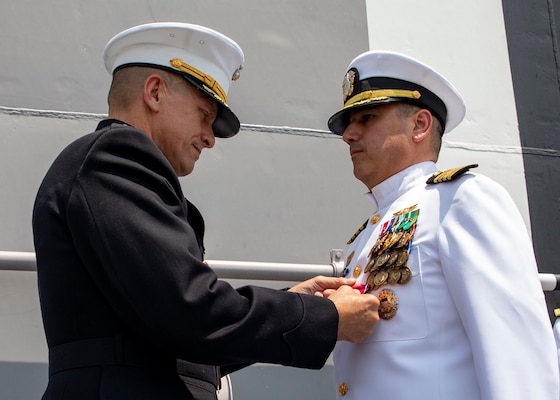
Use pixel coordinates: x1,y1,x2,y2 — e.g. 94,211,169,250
387,269,402,285
395,231,411,248
387,231,404,249
373,270,388,286
385,251,399,268
373,252,391,269
370,235,386,256
398,266,412,284
379,232,395,253
395,249,409,267
366,272,376,289
365,257,377,273
378,288,399,320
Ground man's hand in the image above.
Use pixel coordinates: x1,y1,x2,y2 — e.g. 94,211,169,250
289,276,380,343
328,285,380,343
288,276,357,297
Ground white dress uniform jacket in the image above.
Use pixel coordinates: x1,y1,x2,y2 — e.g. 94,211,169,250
334,161,559,400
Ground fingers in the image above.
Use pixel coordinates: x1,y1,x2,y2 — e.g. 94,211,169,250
317,276,356,289
289,276,356,295
329,286,380,343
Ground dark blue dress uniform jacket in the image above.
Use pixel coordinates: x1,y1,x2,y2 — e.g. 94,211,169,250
32,120,338,399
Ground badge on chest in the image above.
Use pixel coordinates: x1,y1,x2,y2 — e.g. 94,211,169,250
344,204,420,320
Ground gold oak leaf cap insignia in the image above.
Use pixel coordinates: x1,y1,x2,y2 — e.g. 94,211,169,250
426,164,478,184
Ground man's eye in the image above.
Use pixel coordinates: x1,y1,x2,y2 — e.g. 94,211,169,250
202,111,215,122
361,113,375,122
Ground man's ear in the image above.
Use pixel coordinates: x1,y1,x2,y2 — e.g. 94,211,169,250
143,74,165,112
411,109,432,143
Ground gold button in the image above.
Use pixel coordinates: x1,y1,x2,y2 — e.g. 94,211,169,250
370,214,380,224
338,382,348,396
352,265,362,277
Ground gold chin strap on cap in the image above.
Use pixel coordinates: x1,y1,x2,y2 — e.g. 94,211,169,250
343,89,421,110
169,58,227,104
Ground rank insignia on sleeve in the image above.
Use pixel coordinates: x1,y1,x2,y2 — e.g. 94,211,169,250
426,164,478,184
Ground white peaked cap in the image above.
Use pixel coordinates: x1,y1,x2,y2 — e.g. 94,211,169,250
103,22,245,138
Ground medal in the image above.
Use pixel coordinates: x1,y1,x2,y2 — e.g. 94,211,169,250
373,270,388,286
395,249,409,267
387,269,402,285
398,266,412,284
378,288,399,320
362,205,419,291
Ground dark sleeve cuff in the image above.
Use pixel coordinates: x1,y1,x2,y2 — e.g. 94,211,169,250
282,293,338,369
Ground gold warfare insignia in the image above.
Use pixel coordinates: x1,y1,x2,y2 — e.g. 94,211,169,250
364,205,419,292
378,288,399,320
426,164,478,184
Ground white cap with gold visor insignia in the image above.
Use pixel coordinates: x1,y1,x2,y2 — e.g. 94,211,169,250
103,22,244,138
328,50,465,136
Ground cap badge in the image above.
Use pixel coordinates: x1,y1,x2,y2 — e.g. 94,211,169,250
342,69,356,103
232,65,243,81
169,58,227,104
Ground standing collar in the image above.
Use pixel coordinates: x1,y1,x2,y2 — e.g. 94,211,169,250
364,161,437,210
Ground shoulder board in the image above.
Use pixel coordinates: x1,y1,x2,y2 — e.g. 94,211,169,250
347,219,368,245
426,164,478,184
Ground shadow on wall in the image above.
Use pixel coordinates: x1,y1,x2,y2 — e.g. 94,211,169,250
2,362,336,400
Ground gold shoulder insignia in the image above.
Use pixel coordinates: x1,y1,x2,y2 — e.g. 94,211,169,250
426,164,478,184
347,219,368,244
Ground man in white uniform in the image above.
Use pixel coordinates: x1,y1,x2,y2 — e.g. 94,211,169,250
327,50,559,400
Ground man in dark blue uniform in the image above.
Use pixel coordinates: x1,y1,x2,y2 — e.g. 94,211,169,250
32,22,379,400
